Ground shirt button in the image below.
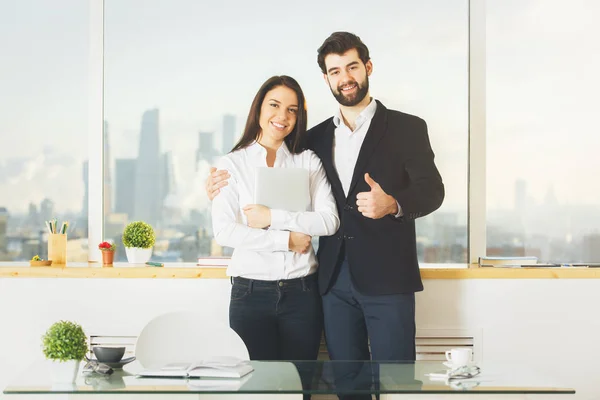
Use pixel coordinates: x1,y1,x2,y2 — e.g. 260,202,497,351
278,282,283,287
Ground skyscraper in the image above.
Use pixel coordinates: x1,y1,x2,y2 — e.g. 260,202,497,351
161,151,183,225
40,198,54,223
27,203,38,228
161,151,180,199
196,131,217,166
222,114,236,154
583,234,600,262
515,179,527,212
134,109,162,226
0,207,8,253
115,159,136,220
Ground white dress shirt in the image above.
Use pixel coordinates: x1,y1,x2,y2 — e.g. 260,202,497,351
333,98,378,196
333,98,403,217
212,141,339,280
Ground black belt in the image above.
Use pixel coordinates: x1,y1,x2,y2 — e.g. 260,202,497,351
231,273,317,288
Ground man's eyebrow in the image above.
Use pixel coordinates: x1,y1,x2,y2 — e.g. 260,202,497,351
327,61,360,74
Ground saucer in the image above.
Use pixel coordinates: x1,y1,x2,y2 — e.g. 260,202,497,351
102,356,136,369
443,361,477,369
86,355,136,369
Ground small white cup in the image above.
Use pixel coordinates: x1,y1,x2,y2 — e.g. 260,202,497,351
445,348,473,367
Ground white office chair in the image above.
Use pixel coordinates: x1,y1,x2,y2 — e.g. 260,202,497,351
135,311,249,369
134,311,300,400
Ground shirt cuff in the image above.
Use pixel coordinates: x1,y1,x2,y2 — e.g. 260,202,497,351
269,209,286,230
270,230,290,252
394,200,404,218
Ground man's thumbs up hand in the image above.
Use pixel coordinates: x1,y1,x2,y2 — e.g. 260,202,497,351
356,173,399,219
364,172,380,190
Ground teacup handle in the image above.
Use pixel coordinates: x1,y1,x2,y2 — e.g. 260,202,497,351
445,350,452,362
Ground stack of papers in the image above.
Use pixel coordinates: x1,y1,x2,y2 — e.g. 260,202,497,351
478,256,538,267
138,356,253,379
426,365,481,381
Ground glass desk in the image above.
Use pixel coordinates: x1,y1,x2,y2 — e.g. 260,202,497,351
3,360,574,398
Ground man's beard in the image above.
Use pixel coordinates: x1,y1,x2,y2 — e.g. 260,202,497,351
330,76,369,107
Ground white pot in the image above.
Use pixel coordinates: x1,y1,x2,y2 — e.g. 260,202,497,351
125,247,153,264
51,360,80,384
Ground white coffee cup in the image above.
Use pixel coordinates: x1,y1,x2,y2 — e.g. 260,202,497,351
445,348,473,367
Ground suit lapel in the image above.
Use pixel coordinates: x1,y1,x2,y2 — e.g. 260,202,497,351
347,101,388,196
318,121,346,205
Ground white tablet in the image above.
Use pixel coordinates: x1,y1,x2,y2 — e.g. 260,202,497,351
254,167,309,212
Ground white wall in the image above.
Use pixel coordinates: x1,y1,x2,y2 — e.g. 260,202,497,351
1,277,597,398
0,278,232,393
417,279,600,399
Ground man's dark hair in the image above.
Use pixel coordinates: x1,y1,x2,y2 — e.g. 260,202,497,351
317,32,370,74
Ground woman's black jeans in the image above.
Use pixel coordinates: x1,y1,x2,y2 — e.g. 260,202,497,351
229,273,323,361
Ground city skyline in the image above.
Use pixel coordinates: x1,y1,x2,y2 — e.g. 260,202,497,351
1,0,600,262
2,106,600,263
2,1,600,214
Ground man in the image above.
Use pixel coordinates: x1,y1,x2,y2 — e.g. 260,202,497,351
208,31,444,369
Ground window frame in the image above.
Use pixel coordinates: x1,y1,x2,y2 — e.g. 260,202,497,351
88,0,486,265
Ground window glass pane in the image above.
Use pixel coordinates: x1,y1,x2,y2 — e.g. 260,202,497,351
0,1,89,262
487,0,600,262
104,0,468,263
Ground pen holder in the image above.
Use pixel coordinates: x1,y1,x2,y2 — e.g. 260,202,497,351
48,234,67,265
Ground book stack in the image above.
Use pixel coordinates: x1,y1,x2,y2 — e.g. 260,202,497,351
197,257,230,267
478,256,538,268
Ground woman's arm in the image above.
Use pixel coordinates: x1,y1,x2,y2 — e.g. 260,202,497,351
211,157,290,252
269,152,339,236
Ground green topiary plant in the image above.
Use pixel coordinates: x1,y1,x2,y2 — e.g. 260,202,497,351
122,221,156,249
42,320,88,362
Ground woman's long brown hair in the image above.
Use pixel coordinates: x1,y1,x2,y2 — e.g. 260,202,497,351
230,75,307,154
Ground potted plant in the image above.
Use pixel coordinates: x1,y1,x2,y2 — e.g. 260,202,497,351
30,254,52,267
42,320,88,384
98,241,116,266
122,221,155,264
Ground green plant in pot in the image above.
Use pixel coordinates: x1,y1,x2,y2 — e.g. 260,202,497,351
122,220,156,264
42,320,88,384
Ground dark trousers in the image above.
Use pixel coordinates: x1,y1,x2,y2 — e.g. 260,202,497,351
229,273,323,361
322,260,416,400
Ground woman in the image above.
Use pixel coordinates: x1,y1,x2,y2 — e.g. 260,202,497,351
212,75,339,362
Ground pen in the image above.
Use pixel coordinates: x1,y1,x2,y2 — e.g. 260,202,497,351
145,262,164,267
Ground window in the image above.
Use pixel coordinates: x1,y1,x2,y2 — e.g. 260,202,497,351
102,0,468,263
487,0,600,262
0,0,89,262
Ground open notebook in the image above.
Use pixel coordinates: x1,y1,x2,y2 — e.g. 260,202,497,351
138,356,254,379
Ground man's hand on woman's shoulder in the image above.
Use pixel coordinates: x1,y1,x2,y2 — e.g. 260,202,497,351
206,167,231,200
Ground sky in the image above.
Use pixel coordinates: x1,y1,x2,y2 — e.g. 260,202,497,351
0,0,599,218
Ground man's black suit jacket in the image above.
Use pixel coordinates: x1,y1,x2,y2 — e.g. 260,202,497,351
307,100,444,296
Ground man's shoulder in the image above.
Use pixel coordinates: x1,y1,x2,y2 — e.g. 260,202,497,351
380,104,426,126
308,117,334,134
306,117,334,149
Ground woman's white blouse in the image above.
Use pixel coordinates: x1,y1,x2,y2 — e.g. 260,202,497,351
211,141,340,280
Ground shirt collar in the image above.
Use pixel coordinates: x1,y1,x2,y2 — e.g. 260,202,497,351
333,98,378,128
247,140,292,159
